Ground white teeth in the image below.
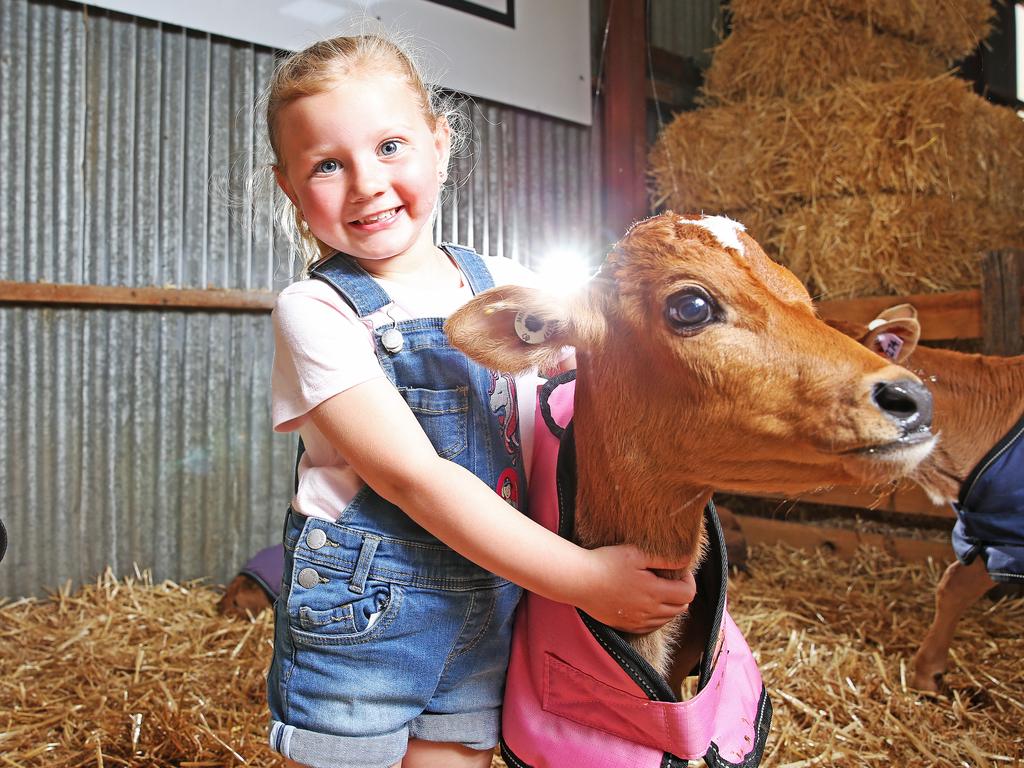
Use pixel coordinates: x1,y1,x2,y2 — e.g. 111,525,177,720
358,208,397,224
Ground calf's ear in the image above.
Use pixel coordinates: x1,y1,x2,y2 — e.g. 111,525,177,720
874,303,918,323
445,285,583,375
863,316,920,363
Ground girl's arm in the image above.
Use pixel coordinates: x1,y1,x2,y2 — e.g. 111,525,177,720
310,377,695,633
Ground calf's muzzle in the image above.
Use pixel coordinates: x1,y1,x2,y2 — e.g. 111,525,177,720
871,379,933,438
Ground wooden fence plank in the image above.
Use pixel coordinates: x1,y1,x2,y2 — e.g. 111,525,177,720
817,290,983,340
733,485,955,521
817,283,1024,342
0,281,276,312
736,514,953,564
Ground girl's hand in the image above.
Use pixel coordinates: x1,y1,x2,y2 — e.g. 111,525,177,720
574,545,696,634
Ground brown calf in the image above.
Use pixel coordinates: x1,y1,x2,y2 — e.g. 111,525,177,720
445,213,935,675
839,305,1024,694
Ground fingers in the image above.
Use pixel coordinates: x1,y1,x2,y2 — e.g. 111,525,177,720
639,552,693,571
581,544,698,632
600,542,692,573
606,605,689,634
601,588,696,633
661,571,697,607
627,575,698,632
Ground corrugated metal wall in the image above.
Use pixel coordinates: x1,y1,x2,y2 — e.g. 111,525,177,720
649,0,722,66
0,0,604,598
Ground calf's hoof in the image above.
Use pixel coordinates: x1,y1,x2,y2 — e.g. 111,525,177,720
910,670,945,696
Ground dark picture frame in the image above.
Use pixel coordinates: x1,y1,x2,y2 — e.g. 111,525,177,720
424,0,515,28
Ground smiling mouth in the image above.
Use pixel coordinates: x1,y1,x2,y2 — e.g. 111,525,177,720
352,207,401,225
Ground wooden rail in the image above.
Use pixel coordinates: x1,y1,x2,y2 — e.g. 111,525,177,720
735,514,953,564
817,289,986,340
734,484,955,521
0,281,275,312
817,286,1024,342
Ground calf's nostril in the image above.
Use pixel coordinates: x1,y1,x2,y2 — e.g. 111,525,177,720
873,381,915,417
871,379,933,432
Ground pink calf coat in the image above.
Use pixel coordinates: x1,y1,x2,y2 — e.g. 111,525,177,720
500,374,771,768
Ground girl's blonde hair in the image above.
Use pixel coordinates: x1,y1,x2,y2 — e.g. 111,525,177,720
262,34,462,272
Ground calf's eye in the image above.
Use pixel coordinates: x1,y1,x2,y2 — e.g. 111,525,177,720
665,287,717,333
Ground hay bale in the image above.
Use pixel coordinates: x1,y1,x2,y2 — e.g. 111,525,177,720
702,16,945,104
738,194,1024,298
727,0,995,60
650,102,789,211
651,76,1024,214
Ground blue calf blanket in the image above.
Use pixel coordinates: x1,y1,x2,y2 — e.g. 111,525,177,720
952,412,1024,583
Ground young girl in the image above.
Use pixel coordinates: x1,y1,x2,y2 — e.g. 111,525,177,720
263,33,697,768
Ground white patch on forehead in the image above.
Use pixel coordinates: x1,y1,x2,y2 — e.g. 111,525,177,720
688,215,746,256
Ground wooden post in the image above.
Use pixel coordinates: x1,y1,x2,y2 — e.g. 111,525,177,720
981,250,1023,355
600,0,649,241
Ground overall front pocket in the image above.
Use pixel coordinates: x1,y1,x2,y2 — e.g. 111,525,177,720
287,557,403,646
399,386,468,461
297,582,392,635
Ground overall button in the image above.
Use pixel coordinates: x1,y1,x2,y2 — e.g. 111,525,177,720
306,528,328,550
381,328,404,353
297,568,321,589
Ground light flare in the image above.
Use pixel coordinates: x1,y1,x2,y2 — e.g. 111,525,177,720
536,248,597,296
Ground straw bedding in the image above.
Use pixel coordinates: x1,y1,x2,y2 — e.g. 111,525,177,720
702,17,945,104
726,0,995,60
651,76,1024,214
2,547,1021,766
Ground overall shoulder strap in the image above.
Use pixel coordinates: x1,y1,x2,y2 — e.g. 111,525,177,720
310,252,393,317
443,244,495,294
298,254,392,492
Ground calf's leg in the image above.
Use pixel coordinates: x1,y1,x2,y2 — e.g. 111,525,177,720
217,574,273,619
715,505,748,572
911,557,995,693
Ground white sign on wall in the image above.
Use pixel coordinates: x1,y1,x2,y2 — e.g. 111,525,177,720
80,0,592,125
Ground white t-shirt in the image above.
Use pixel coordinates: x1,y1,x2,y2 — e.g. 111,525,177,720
272,253,549,522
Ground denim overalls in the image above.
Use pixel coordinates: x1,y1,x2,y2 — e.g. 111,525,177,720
268,245,527,768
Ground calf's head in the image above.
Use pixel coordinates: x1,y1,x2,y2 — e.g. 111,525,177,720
447,214,934,554
836,303,1024,505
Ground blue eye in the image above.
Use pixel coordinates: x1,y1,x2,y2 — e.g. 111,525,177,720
380,140,400,156
665,287,717,334
316,159,339,174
